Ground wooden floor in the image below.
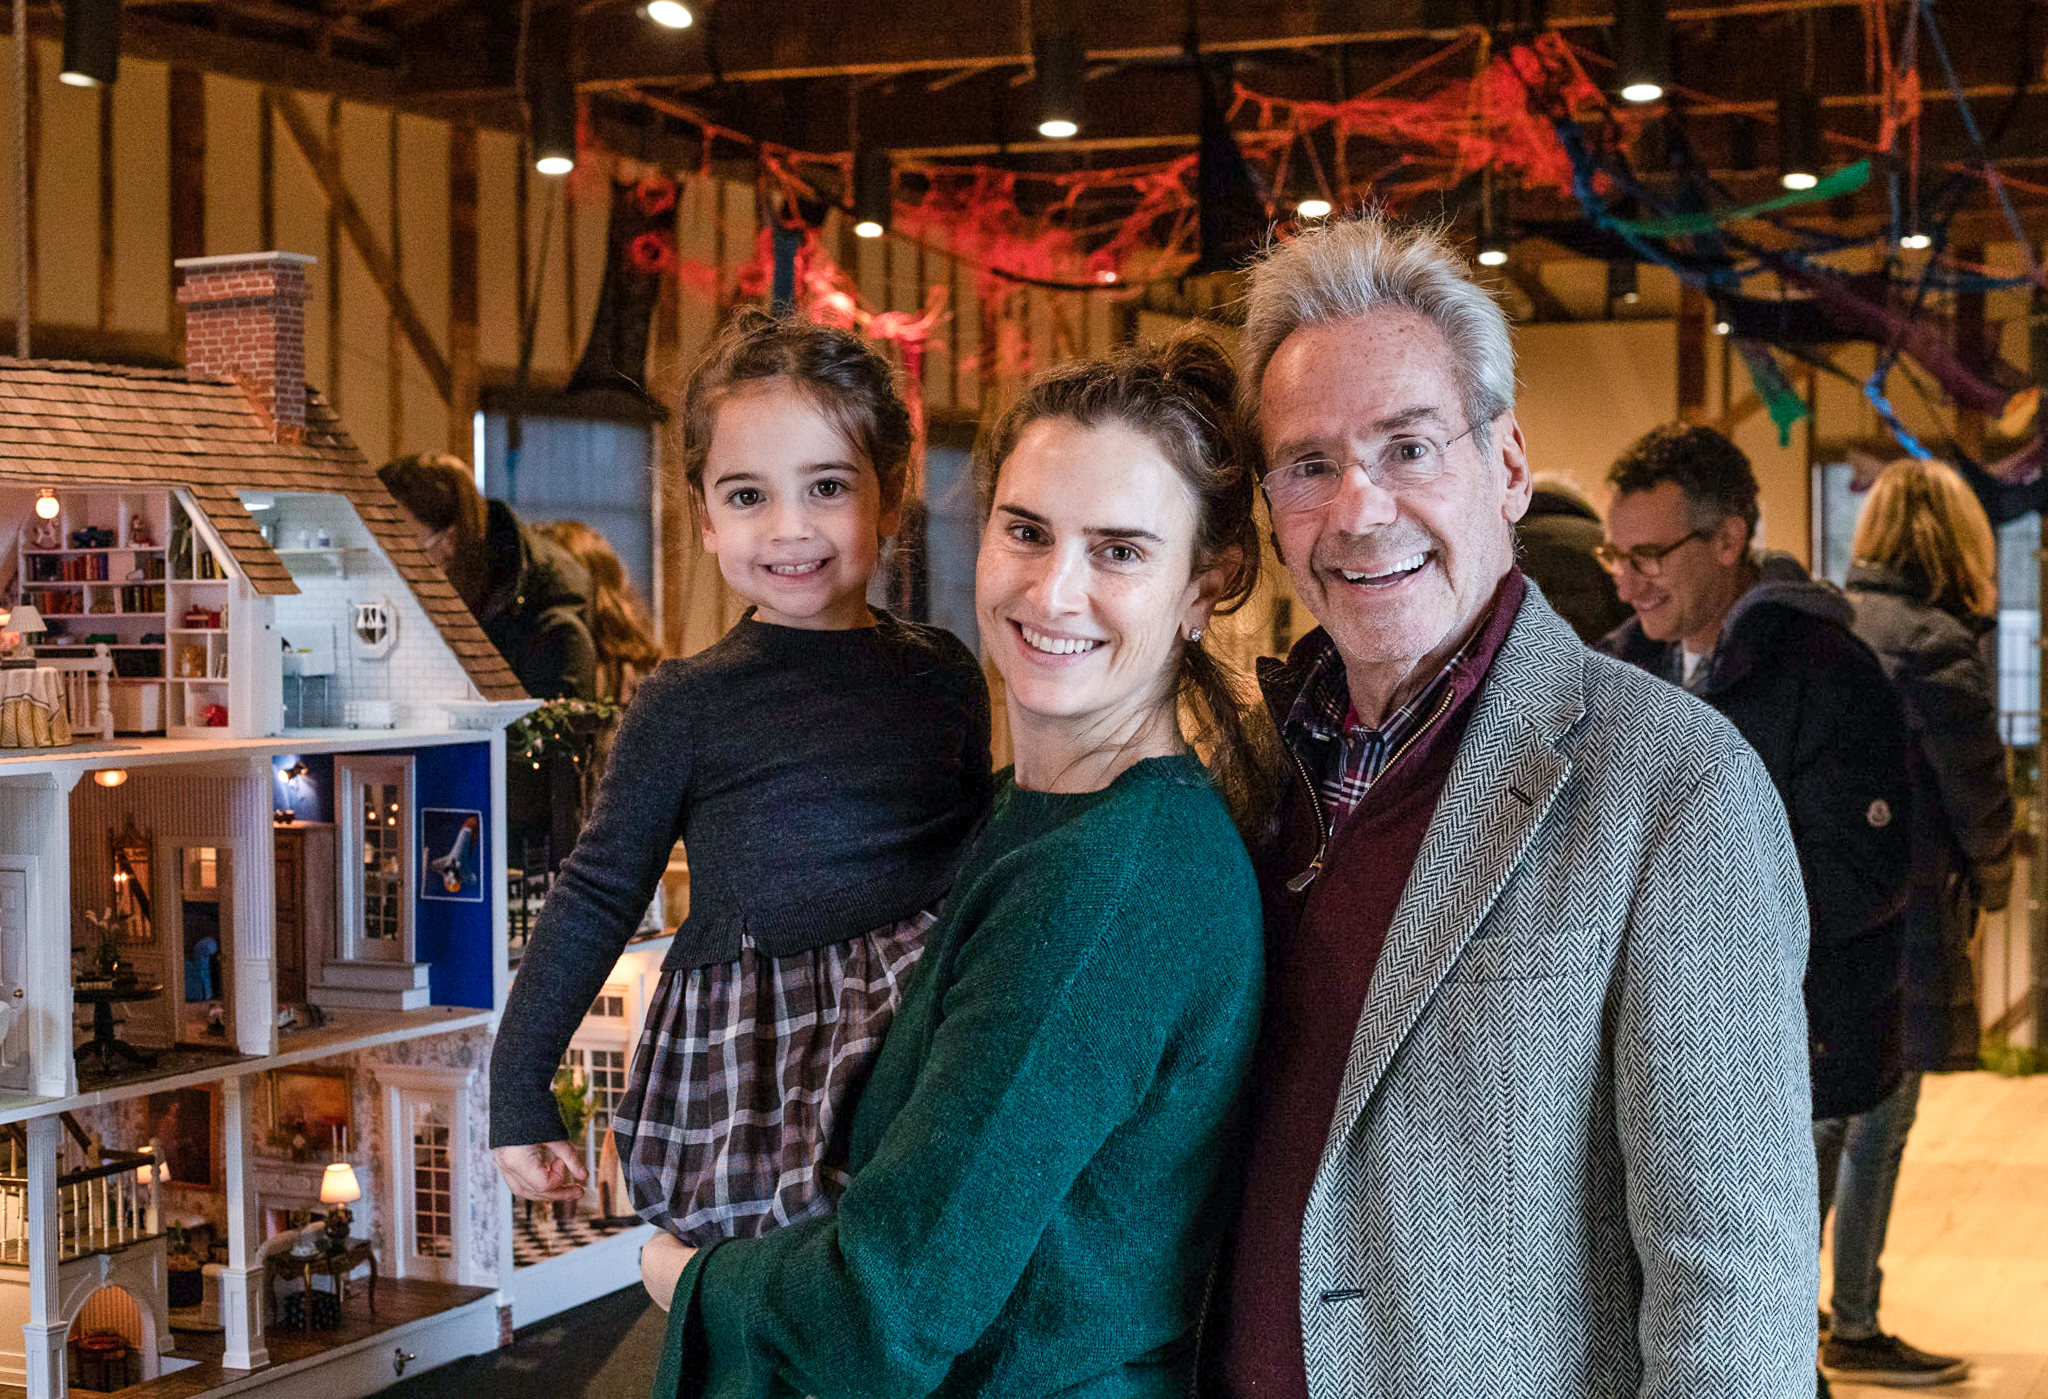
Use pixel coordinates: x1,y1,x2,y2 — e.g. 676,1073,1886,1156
1826,1072,2048,1398
0,1276,492,1399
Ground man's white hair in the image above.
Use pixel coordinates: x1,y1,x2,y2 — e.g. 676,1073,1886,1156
1238,213,1518,453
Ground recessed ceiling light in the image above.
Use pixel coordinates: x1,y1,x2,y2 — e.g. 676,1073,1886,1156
1297,198,1333,220
647,1,693,27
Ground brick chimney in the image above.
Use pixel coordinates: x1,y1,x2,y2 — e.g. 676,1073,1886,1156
174,251,316,443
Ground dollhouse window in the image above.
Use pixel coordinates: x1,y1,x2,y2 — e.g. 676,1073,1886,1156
560,1044,628,1128
336,755,414,963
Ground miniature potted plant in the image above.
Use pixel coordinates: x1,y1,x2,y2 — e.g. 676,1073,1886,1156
75,907,126,985
551,1066,592,1223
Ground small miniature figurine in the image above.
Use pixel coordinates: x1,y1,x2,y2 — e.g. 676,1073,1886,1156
128,513,154,547
177,644,205,677
29,519,59,550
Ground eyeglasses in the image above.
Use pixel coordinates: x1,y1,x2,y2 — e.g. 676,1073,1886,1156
1260,417,1490,515
1591,529,1711,578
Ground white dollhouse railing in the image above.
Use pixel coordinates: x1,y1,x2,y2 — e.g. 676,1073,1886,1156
0,1131,163,1266
43,644,116,742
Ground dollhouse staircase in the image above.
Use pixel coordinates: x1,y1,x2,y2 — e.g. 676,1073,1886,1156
308,961,431,1012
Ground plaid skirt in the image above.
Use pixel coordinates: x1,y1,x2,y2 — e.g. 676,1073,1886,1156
610,910,934,1246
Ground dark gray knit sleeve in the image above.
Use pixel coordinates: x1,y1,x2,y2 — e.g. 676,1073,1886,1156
490,663,694,1146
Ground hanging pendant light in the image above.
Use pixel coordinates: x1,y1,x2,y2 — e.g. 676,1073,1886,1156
1778,92,1822,191
60,0,121,87
852,150,892,239
1476,176,1510,267
1613,0,1668,104
1033,31,1084,140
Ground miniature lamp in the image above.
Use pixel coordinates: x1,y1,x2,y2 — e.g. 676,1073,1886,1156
1,601,44,656
35,489,60,520
320,1161,362,1251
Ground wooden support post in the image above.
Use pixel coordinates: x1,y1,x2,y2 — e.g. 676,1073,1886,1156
168,68,206,358
1677,283,1710,424
257,88,274,253
97,86,115,332
218,1074,270,1370
21,1115,64,1399
1954,242,1987,462
21,36,37,344
272,89,452,404
325,96,343,408
387,108,403,458
564,181,579,366
448,122,481,459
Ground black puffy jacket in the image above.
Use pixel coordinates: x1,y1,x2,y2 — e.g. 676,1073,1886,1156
1603,556,1914,1119
476,498,597,702
1846,564,2013,1072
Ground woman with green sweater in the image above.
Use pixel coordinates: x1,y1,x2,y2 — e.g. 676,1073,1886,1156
638,335,1276,1399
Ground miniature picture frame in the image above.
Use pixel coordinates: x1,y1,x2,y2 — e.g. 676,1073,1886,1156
268,1065,353,1155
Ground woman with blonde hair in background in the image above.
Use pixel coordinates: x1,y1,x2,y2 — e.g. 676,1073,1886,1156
1828,457,2013,1388
536,518,665,704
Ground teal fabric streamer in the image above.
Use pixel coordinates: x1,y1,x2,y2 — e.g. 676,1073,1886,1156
1735,341,1810,447
1604,161,1872,238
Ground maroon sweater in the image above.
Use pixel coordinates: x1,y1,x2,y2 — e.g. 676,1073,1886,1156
1223,573,1525,1399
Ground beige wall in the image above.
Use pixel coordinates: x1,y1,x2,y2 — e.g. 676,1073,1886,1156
1513,318,1815,564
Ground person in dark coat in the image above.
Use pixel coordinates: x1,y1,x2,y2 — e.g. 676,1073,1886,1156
1596,425,1916,1398
1820,458,2013,1388
379,452,599,861
377,452,598,702
1514,474,1630,642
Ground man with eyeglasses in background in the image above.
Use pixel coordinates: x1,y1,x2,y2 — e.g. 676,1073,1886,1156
1599,424,1917,1396
1207,214,1818,1399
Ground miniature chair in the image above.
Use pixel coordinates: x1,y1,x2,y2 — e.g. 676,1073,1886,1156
44,644,115,742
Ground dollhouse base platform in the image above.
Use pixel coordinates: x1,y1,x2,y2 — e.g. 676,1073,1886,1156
0,1276,496,1399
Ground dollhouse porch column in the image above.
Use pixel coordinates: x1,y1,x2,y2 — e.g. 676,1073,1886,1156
20,1115,65,1399
218,1075,270,1370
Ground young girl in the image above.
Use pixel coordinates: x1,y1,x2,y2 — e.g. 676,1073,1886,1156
489,308,992,1245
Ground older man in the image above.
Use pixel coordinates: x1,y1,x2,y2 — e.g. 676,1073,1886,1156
1216,214,1817,1399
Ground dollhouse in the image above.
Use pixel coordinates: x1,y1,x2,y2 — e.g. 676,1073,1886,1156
0,253,656,1399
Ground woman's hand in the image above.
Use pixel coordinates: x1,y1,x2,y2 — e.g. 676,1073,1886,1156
492,1141,588,1201
641,1232,696,1310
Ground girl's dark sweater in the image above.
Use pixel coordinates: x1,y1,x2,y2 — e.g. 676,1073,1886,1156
490,610,992,1148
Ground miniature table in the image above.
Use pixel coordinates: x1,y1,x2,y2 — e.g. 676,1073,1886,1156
72,982,163,1073
0,667,69,748
269,1239,377,1335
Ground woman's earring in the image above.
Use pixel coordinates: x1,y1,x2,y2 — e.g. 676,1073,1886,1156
1185,626,1205,643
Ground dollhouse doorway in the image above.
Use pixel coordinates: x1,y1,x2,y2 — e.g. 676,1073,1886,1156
64,1284,160,1389
154,840,239,1046
379,1065,470,1285
0,860,33,1091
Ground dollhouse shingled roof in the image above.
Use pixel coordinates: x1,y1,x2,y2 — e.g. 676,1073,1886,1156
0,357,526,702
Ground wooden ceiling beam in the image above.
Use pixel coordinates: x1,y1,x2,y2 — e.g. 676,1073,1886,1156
566,0,1870,90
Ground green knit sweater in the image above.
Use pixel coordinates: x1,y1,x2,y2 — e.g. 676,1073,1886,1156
651,753,1264,1399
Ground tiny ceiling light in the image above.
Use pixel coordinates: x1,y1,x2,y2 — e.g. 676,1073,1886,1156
1778,92,1822,191
1900,231,1932,251
1613,0,1668,105
646,0,693,27
1714,318,1732,335
852,149,891,239
60,0,121,88
35,489,59,520
1608,259,1640,306
1476,176,1510,267
93,769,128,788
1297,197,1333,220
1033,30,1084,140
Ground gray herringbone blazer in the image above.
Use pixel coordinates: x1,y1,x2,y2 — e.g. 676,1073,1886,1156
1298,591,1819,1399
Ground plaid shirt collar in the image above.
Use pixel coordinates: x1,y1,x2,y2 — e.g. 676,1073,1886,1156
1276,579,1514,825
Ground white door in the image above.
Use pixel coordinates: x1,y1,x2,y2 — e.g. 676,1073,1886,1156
394,1088,461,1281
0,868,29,1089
